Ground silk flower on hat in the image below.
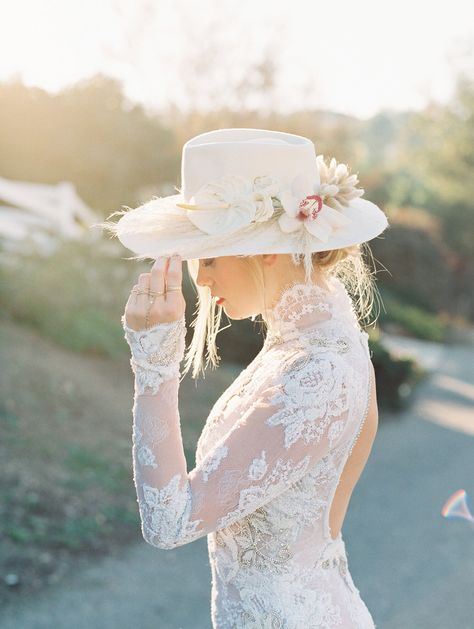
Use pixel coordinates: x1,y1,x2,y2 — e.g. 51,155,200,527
180,175,279,236
178,156,362,244
278,173,352,243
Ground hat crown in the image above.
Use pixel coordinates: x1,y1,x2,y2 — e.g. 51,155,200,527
181,128,319,202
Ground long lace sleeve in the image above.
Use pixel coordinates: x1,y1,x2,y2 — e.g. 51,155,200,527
122,315,354,551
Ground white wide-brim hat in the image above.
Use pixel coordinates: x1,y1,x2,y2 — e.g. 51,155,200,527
104,128,390,264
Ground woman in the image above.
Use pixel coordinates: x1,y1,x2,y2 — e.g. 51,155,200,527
100,128,389,628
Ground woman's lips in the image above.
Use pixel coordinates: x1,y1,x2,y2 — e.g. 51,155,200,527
216,297,225,305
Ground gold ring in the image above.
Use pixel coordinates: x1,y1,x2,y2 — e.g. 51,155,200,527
147,290,165,297
132,289,165,297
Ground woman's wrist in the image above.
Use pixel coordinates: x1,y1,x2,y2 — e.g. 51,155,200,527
121,314,186,393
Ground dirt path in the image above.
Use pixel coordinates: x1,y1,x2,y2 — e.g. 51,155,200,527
1,539,212,629
2,335,473,629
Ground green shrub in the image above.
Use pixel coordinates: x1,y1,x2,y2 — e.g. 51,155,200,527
370,222,453,316
378,288,447,342
369,335,427,411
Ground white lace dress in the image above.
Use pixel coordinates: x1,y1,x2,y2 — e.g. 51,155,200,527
122,276,377,628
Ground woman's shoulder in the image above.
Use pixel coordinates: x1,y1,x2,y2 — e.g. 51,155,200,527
264,337,370,404
264,328,360,368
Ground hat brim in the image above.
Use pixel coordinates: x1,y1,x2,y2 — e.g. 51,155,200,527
114,194,389,261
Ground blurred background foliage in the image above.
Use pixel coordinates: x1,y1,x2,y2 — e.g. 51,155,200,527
1,70,474,407
1,71,473,352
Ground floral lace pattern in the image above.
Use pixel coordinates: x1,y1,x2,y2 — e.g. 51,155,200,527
121,313,186,395
122,275,376,628
202,445,229,482
248,451,268,481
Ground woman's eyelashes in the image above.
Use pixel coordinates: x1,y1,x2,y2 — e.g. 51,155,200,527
203,258,215,267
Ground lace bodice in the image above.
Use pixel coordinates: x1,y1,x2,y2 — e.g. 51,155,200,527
122,275,376,628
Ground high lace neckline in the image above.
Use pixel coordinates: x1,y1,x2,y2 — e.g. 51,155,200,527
263,275,359,345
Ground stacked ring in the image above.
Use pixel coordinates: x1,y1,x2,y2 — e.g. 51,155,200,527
130,286,182,329
131,286,182,296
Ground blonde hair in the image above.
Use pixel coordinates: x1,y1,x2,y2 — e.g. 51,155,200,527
183,242,380,380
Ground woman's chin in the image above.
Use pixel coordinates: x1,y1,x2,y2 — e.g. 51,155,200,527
227,308,257,321
221,303,240,318
219,301,259,321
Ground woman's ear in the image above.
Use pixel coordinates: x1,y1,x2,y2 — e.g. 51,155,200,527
261,254,277,267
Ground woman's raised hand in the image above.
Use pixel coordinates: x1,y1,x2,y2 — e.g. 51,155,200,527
124,254,186,331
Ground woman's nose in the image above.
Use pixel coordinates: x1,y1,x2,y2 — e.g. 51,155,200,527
196,266,211,288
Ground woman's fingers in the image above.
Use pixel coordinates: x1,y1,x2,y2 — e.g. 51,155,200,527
149,257,167,297
123,272,153,330
123,255,185,331
143,255,185,327
137,272,151,290
123,286,136,329
164,254,183,299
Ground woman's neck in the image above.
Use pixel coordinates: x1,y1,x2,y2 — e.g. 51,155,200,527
262,268,334,321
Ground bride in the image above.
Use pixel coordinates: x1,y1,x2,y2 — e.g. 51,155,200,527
101,128,389,628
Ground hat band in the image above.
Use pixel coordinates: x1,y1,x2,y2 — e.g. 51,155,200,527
175,154,363,245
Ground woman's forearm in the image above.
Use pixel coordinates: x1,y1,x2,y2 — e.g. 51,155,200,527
123,315,202,549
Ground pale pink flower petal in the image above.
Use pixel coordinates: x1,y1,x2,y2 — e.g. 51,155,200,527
304,214,333,242
279,191,298,218
321,204,353,228
291,173,313,199
278,213,302,233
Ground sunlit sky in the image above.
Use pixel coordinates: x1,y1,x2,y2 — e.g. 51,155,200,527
0,0,473,120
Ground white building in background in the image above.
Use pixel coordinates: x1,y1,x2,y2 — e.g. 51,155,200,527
0,176,104,258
